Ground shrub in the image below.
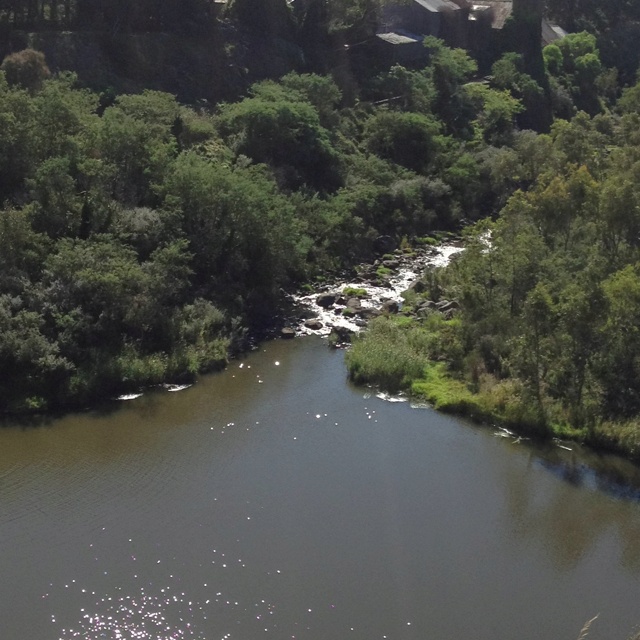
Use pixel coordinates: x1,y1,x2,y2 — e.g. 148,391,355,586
1,49,50,94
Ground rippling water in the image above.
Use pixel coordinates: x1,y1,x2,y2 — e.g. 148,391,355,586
2,338,640,640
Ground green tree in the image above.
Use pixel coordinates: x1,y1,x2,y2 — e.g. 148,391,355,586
363,110,442,174
218,93,341,191
0,48,50,94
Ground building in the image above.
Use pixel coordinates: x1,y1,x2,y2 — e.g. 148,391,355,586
378,0,471,49
376,0,566,66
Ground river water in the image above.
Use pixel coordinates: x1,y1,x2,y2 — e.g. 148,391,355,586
2,337,640,640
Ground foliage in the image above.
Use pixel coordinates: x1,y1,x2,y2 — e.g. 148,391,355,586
0,49,50,94
346,317,430,392
0,34,638,431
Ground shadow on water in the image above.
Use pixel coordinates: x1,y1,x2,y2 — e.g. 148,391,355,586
533,444,640,504
0,398,138,431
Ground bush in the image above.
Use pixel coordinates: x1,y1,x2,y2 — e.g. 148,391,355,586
1,49,50,94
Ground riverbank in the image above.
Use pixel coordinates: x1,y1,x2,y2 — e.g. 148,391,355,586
345,303,640,463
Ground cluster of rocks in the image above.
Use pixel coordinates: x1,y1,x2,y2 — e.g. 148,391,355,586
281,289,400,342
413,298,460,320
282,238,463,342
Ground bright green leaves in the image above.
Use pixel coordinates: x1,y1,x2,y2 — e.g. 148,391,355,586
544,31,609,116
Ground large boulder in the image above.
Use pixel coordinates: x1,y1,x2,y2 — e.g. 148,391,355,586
381,300,400,314
407,279,426,294
436,300,459,313
358,307,382,320
316,292,337,308
304,319,323,330
374,235,397,254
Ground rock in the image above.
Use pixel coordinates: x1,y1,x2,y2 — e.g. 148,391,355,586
358,307,382,320
281,327,296,339
407,279,426,294
304,319,323,330
316,293,337,308
382,259,400,269
374,235,397,254
345,297,362,310
330,326,354,342
436,299,459,313
381,300,400,314
299,308,318,319
418,300,437,311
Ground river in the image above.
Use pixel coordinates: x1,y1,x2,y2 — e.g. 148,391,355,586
1,337,640,640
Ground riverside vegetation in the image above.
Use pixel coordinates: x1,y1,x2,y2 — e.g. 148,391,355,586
347,52,640,460
0,0,639,466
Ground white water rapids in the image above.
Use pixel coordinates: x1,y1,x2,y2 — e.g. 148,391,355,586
290,243,463,337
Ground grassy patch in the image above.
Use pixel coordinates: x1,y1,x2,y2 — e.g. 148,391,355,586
411,363,494,422
590,419,640,459
343,286,368,298
416,236,439,246
346,318,428,392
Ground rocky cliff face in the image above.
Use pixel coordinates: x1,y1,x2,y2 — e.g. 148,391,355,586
2,22,304,103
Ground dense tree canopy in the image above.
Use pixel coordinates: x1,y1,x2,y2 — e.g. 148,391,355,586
2,16,640,470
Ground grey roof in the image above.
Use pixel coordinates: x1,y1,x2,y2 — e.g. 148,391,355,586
413,0,461,13
541,18,568,45
469,1,512,28
376,31,423,45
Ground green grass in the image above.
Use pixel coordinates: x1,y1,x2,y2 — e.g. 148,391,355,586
416,236,439,246
346,318,428,392
346,314,640,460
342,286,368,298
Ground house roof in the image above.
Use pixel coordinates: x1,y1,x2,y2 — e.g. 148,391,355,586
469,0,512,28
376,30,423,45
413,0,462,13
541,18,568,45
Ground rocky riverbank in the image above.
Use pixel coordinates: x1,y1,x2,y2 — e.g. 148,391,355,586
283,240,463,344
